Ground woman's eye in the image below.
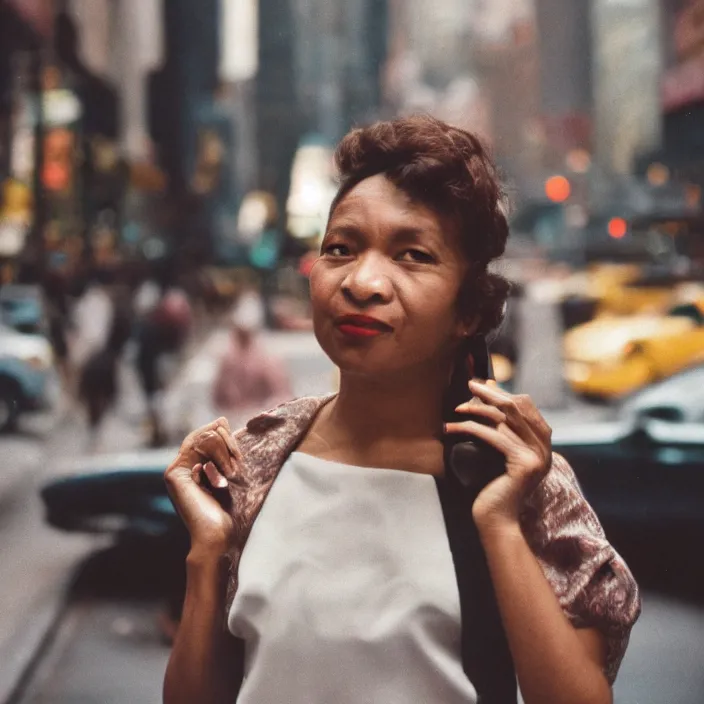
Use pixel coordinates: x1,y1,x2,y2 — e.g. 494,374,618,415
399,249,435,264
322,243,350,257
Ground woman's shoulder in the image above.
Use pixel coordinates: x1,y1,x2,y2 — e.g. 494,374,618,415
235,394,336,437
522,452,605,538
229,395,337,477
521,453,641,684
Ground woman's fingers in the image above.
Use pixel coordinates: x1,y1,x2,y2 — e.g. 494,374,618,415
202,461,228,489
454,400,506,425
216,425,241,462
467,378,514,405
191,463,204,486
193,429,239,479
176,417,230,467
190,461,229,491
451,380,553,476
444,418,517,455
187,416,228,442
467,380,549,446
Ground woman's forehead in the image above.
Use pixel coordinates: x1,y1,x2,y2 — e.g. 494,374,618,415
330,175,449,236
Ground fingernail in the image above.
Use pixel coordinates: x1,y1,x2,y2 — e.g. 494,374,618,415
218,476,228,489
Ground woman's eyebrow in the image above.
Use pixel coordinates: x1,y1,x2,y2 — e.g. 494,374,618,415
390,227,433,245
326,223,442,247
326,224,363,237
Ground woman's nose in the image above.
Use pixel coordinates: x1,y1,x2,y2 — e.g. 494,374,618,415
341,254,393,304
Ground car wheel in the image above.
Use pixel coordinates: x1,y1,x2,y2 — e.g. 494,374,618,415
0,380,20,433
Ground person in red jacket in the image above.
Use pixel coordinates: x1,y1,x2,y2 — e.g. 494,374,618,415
211,289,292,429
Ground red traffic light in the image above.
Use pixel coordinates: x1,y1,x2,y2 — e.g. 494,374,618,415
545,175,571,203
607,217,627,239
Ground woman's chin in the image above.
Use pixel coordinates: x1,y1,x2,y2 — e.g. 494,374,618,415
333,354,419,383
320,333,438,382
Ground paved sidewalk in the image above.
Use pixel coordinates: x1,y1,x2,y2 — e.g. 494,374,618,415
0,323,224,704
0,326,333,704
160,327,335,439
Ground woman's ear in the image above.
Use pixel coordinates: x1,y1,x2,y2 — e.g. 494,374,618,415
455,315,479,341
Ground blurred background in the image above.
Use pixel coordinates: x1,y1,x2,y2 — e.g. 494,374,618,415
0,0,703,702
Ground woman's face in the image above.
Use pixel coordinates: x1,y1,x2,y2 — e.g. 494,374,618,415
310,174,472,380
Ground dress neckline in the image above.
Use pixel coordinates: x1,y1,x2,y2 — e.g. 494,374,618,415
290,451,444,479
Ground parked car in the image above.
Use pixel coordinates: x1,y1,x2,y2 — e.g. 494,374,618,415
618,362,704,424
563,301,704,400
0,284,46,335
41,449,179,537
552,417,703,530
40,380,704,549
0,323,57,431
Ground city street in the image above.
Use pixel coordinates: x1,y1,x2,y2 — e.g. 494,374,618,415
0,328,335,703
11,584,704,704
0,328,702,703
2,0,703,702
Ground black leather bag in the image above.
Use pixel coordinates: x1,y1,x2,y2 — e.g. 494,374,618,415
438,337,518,703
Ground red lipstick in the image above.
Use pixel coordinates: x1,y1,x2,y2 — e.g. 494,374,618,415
335,314,392,338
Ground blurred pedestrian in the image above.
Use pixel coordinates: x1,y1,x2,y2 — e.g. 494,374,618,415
68,269,114,388
77,277,133,450
135,271,193,447
41,271,72,390
211,288,292,429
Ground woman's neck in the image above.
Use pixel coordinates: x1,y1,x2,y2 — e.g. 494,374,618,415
325,367,448,447
297,362,453,474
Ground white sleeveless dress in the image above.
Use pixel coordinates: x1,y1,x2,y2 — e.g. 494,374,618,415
228,451,478,703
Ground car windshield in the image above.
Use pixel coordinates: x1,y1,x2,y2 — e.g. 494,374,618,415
668,304,704,324
620,364,704,420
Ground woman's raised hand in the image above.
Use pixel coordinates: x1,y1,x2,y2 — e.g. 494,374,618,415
164,417,242,557
444,380,553,533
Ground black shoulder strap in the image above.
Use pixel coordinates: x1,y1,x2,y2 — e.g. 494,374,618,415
434,466,518,704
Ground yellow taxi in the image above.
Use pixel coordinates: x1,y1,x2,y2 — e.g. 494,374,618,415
578,263,689,316
558,263,702,318
563,302,704,399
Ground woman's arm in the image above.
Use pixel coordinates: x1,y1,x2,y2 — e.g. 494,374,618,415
163,549,243,704
478,522,611,704
446,381,639,702
163,418,246,703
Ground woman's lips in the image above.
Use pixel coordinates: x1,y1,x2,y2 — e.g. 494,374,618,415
334,314,393,339
337,323,386,338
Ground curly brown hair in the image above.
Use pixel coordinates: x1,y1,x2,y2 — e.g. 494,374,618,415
329,115,511,335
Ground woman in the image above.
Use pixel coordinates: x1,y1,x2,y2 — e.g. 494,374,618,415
164,116,639,704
